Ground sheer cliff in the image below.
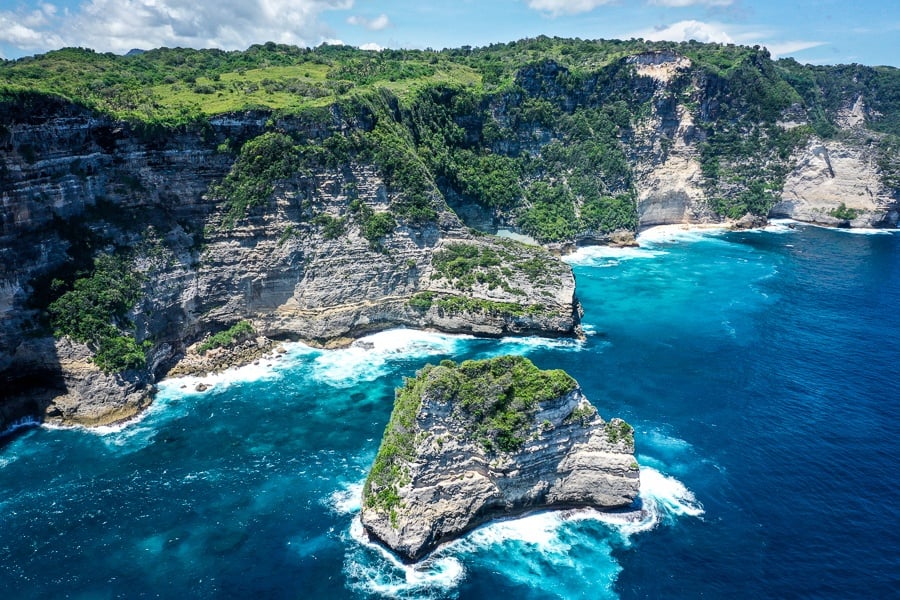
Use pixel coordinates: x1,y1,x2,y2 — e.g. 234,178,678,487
1,39,899,429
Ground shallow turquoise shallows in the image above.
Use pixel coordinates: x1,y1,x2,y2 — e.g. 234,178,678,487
2,223,898,599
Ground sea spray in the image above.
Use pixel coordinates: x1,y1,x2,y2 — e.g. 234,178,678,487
563,244,667,267
636,224,728,245
307,329,470,388
345,518,465,599
0,415,41,439
339,465,704,597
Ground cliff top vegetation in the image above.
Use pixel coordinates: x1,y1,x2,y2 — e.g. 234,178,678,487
1,38,898,137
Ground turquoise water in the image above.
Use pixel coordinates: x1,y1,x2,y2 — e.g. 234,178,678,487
2,222,898,598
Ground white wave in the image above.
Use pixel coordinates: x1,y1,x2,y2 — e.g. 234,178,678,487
777,219,896,236
639,466,705,520
637,223,728,246
758,219,801,234
308,329,471,388
328,481,364,515
832,227,896,236
564,244,666,266
0,416,41,439
345,517,465,598
479,334,585,358
460,511,567,552
641,428,693,454
157,349,292,397
558,466,703,542
341,465,702,597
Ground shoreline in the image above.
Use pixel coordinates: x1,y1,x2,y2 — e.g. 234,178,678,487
10,217,895,435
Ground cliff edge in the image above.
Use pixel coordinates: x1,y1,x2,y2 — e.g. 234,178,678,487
360,356,640,562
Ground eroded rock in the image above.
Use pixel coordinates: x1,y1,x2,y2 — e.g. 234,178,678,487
360,356,640,562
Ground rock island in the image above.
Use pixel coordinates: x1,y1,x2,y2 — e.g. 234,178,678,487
360,355,640,562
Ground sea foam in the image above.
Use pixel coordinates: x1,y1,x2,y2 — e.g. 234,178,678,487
0,415,41,440
306,329,471,388
345,517,465,599
340,465,703,597
637,224,728,246
564,244,666,267
328,481,364,515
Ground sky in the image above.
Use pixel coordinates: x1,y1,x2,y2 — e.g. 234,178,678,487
0,0,898,67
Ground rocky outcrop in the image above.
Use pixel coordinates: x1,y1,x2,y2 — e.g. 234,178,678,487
360,356,640,562
773,139,899,227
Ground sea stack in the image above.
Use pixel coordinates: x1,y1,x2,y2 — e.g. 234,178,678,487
360,355,640,562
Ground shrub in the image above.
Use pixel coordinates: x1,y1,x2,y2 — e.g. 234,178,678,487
829,202,861,221
48,253,148,373
197,320,255,354
210,132,300,228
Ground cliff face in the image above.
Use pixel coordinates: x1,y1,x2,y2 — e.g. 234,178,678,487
0,99,581,429
774,138,899,226
2,44,899,429
465,51,899,234
360,356,640,562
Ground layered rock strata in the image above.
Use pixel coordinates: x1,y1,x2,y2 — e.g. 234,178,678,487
360,356,640,562
0,106,581,429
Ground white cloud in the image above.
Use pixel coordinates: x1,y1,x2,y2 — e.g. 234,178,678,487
347,14,391,31
648,0,734,7
632,19,824,59
0,13,64,50
359,42,384,51
0,0,355,55
526,0,616,17
638,19,736,44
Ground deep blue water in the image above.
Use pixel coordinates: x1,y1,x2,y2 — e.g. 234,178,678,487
2,223,899,599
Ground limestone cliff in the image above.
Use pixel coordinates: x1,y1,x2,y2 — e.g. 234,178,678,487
774,138,899,226
0,98,581,430
360,356,640,562
3,41,900,430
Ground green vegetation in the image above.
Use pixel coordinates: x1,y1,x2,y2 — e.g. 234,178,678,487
520,182,578,243
349,199,396,247
431,243,502,290
604,419,634,445
311,214,346,239
581,193,638,233
364,113,438,223
408,291,435,310
424,356,577,453
363,367,426,518
197,321,255,354
565,403,597,426
4,37,899,240
48,253,149,373
829,203,862,221
435,295,528,318
449,150,523,209
210,131,300,228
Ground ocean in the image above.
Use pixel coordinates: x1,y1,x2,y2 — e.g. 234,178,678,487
1,222,898,598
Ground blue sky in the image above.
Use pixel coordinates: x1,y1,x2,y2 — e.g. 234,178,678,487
1,0,897,66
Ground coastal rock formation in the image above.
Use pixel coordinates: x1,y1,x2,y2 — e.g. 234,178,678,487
0,102,580,430
2,42,900,430
360,356,640,562
774,139,899,227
